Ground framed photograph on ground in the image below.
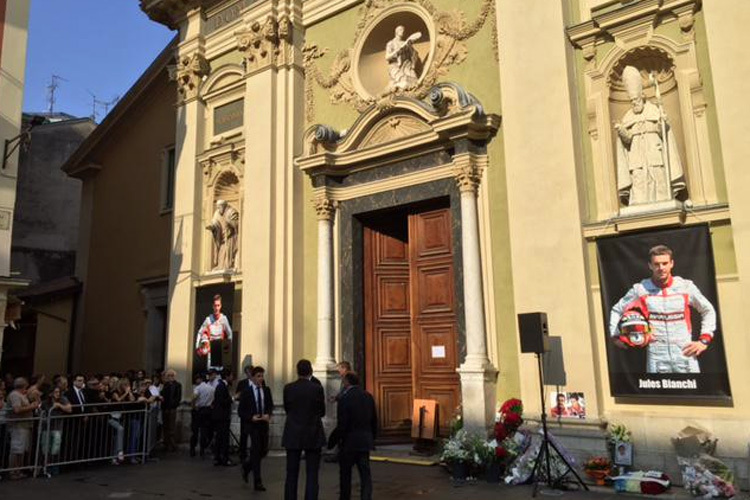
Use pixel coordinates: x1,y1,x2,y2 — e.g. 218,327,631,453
596,225,731,400
614,441,633,466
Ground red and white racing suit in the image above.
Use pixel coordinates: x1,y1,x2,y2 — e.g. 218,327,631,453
196,313,233,369
609,276,716,374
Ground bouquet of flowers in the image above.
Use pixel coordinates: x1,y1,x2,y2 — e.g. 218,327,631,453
448,405,463,437
678,456,736,498
441,429,472,464
608,423,632,445
584,456,613,471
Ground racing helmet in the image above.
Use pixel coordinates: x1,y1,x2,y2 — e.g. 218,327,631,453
196,333,210,357
618,301,653,348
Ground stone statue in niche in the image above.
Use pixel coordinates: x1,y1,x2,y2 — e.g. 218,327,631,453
614,65,686,206
206,199,239,270
385,25,422,90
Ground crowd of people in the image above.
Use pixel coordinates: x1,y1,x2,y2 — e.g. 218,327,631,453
1,359,379,500
0,368,182,480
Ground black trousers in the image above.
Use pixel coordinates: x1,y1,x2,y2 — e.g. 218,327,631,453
239,419,250,461
213,417,230,464
339,450,372,500
194,407,213,454
243,422,269,485
284,448,321,500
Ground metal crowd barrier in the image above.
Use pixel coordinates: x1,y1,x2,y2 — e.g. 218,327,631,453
0,401,160,480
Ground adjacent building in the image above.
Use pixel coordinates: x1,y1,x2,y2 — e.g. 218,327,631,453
0,0,31,373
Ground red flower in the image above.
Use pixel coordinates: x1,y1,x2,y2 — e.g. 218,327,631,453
500,398,523,416
494,422,508,441
504,412,522,428
495,446,508,458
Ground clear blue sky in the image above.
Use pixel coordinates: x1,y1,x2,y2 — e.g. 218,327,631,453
23,0,176,121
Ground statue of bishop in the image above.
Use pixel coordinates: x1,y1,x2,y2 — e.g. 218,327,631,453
614,65,686,206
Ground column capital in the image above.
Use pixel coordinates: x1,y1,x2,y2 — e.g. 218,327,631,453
168,51,210,105
453,153,488,194
313,196,337,221
237,14,297,76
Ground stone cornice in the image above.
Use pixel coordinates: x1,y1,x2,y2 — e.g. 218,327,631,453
140,0,205,29
302,0,362,27
567,0,700,49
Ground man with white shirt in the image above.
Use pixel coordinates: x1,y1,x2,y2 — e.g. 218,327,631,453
240,366,274,491
191,372,215,458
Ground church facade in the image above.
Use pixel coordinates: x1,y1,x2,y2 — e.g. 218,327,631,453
135,0,750,480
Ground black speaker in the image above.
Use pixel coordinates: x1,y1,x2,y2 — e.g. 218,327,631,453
543,336,566,386
518,312,549,354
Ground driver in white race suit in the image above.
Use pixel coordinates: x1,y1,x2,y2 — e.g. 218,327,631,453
609,245,716,374
196,294,233,371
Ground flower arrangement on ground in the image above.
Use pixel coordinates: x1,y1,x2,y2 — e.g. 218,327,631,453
584,456,613,485
440,428,485,481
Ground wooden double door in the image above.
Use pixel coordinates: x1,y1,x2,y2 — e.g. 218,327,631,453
363,200,460,439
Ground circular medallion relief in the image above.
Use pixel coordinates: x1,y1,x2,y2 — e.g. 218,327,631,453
352,5,435,99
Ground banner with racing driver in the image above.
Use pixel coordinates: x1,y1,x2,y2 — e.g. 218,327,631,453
193,283,236,380
596,225,731,400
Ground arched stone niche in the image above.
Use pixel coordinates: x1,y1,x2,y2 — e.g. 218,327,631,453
200,148,244,273
567,1,717,221
607,47,689,204
352,5,434,99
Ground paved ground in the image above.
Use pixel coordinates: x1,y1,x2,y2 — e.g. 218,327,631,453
0,451,699,500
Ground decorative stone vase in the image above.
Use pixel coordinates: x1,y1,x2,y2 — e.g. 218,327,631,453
485,462,503,483
585,469,610,486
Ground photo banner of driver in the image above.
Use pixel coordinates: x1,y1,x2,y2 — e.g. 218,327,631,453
596,225,731,400
193,283,236,380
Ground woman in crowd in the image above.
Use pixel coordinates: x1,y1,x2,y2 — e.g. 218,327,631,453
109,377,135,464
127,380,155,464
42,385,72,474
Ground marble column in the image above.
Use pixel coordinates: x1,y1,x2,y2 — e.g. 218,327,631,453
313,195,339,420
454,154,498,433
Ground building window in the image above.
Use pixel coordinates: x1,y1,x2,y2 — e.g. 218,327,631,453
161,146,176,213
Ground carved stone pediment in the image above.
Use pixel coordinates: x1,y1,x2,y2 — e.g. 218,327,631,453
359,113,431,149
296,82,499,175
198,142,246,187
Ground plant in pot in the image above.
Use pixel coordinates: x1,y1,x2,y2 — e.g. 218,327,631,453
441,429,472,482
583,456,613,485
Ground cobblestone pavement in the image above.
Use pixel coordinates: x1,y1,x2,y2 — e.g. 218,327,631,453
0,452,696,500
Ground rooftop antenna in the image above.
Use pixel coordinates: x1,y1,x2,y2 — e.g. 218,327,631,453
46,74,67,114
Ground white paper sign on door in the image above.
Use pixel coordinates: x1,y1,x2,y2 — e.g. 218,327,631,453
431,345,446,358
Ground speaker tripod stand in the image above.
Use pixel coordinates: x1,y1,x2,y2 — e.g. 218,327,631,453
530,352,589,497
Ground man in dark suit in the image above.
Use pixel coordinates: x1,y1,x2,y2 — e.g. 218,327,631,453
336,372,377,500
240,366,274,491
235,365,253,461
282,359,326,500
210,369,234,466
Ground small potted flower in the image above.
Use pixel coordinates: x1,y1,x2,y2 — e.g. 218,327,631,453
440,429,472,482
583,456,613,485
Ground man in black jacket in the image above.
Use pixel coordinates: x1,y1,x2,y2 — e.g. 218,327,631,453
210,369,234,466
161,369,182,452
337,372,377,500
282,359,326,500
235,364,253,461
239,366,274,491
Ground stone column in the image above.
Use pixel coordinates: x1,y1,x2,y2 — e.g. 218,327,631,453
313,195,339,419
454,154,498,433
164,10,208,391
